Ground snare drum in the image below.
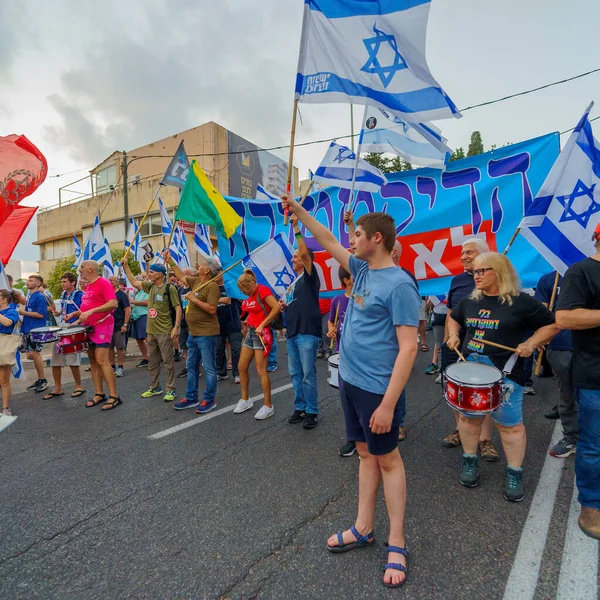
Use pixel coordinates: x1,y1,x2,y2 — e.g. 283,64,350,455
29,326,62,344
60,342,87,355
56,327,88,355
444,362,504,413
328,353,340,388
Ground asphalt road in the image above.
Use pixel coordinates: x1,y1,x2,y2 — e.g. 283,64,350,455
0,343,598,600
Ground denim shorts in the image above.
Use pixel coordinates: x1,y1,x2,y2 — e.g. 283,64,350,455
339,376,401,456
129,316,147,340
243,328,263,351
461,354,524,426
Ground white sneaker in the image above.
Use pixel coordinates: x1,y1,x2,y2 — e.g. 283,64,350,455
255,405,274,420
233,399,253,414
435,374,442,384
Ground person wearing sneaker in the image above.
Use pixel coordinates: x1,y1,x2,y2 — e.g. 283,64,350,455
535,271,577,458
556,227,600,540
283,195,419,588
278,215,322,430
447,252,559,501
19,275,49,393
440,238,499,460
107,277,131,378
425,297,447,375
166,253,220,413
234,270,280,420
129,281,149,368
215,275,242,384
177,268,195,372
124,260,182,403
0,290,22,416
43,272,86,400
77,261,121,411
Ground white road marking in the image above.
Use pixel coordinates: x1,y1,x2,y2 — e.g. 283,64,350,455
556,479,599,600
502,421,563,600
148,383,294,440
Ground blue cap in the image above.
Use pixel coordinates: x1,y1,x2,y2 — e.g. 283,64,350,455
149,264,167,274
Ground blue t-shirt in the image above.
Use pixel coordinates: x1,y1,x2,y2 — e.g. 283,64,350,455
339,255,420,395
447,271,475,310
22,290,48,334
534,272,573,351
60,290,84,324
0,308,19,334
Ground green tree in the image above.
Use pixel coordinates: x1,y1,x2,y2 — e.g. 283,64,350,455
13,278,27,293
467,131,484,157
46,249,141,298
449,147,465,162
363,152,391,173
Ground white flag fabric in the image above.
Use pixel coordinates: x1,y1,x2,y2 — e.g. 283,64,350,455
73,235,83,268
82,217,110,266
159,197,173,236
519,103,600,275
169,224,191,269
361,107,451,169
102,238,114,279
0,260,10,291
295,0,460,122
314,141,387,192
194,224,212,258
241,233,297,297
255,184,280,201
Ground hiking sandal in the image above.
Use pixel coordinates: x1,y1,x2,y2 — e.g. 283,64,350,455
86,394,106,408
101,396,122,411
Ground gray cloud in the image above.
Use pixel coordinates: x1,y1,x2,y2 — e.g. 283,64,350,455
41,0,305,166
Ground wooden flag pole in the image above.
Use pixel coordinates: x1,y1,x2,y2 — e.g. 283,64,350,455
122,184,162,262
502,227,521,256
349,105,368,214
534,271,560,376
284,99,299,226
299,180,314,207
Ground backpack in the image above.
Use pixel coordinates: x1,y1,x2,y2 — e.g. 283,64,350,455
256,292,285,330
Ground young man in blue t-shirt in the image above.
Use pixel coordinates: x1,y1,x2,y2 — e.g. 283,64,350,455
19,275,49,393
283,195,419,589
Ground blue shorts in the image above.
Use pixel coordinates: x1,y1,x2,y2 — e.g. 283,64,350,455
24,335,42,353
339,376,401,456
461,354,523,427
129,316,147,340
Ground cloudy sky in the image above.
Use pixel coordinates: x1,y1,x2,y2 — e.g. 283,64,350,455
2,0,599,262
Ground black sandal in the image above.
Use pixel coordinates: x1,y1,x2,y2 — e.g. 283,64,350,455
86,393,105,408
101,395,122,411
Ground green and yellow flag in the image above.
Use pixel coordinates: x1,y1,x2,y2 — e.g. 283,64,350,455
175,160,242,239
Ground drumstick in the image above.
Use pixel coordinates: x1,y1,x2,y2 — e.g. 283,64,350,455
454,348,466,362
478,338,519,353
329,302,340,351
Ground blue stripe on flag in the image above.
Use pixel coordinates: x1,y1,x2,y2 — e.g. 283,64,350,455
273,235,295,265
315,165,385,186
295,73,459,115
526,218,588,267
305,0,429,18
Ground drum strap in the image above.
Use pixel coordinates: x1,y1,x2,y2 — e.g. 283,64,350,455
502,352,519,375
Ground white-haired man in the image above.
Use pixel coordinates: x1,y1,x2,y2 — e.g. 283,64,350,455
441,238,499,462
555,223,600,539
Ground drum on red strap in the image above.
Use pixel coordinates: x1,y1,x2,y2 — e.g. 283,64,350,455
444,362,504,413
56,327,88,355
29,326,62,344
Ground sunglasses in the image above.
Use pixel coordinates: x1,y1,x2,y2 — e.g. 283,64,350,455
473,268,494,277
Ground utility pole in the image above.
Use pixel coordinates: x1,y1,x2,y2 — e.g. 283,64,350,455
122,150,129,235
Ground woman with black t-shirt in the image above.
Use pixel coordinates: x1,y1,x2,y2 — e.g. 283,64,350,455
447,252,558,502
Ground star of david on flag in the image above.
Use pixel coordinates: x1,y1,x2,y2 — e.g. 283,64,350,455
73,234,83,268
240,233,297,297
295,0,460,122
519,103,600,274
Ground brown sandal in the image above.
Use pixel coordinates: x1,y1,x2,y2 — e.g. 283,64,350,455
86,394,105,408
101,395,122,411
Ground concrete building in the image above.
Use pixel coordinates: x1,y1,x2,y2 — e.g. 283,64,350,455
35,122,298,278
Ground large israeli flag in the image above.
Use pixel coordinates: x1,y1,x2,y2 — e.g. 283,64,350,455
295,0,460,122
361,107,451,169
159,197,173,236
169,224,191,269
255,184,280,202
125,218,147,271
314,141,387,192
241,233,297,297
519,103,600,274
83,217,109,265
194,224,212,258
73,235,83,268
102,238,114,279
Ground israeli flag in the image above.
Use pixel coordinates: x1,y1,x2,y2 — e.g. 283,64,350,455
11,351,23,380
159,197,173,236
102,238,114,279
241,233,297,297
73,235,83,268
124,218,139,255
519,103,600,275
361,107,451,169
194,224,212,258
160,141,190,189
0,260,10,291
83,217,109,265
295,0,460,122
255,184,280,202
169,225,191,269
314,141,387,192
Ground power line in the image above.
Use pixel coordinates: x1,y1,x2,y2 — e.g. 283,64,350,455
560,114,600,136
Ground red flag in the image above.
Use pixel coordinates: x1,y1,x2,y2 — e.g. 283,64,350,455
259,326,273,357
0,205,38,264
0,135,47,227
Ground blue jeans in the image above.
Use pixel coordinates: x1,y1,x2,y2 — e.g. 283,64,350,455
268,337,277,369
398,390,406,427
287,334,320,415
575,387,600,510
186,335,217,403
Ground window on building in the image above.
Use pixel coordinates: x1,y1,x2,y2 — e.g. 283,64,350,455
96,165,117,193
139,210,175,238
